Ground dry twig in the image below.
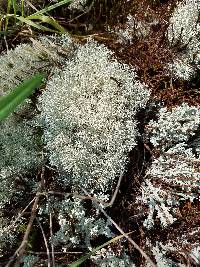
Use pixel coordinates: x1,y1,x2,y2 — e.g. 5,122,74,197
6,193,41,267
37,218,51,267
7,197,36,231
6,168,45,267
41,170,124,207
47,197,55,267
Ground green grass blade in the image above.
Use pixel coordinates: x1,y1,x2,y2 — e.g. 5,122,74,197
0,73,44,120
12,0,17,23
21,0,24,17
16,16,57,32
5,0,12,31
27,15,66,33
16,15,66,33
28,0,72,17
69,232,132,267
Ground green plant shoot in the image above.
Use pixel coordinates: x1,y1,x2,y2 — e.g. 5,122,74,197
0,73,44,120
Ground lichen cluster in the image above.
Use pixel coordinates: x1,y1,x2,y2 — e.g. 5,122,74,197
0,0,200,265
38,39,150,196
0,34,150,265
167,0,200,80
138,103,200,229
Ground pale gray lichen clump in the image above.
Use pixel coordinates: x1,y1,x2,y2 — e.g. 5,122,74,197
139,103,200,229
168,0,200,45
0,34,73,96
36,38,150,261
39,39,150,195
68,0,87,10
145,241,185,267
91,246,136,267
0,36,62,208
147,103,200,149
0,43,47,95
0,116,41,209
190,246,200,264
145,229,200,267
49,196,113,250
0,115,41,255
0,223,16,257
167,0,200,80
108,14,159,45
0,34,149,264
0,37,60,254
22,255,39,267
0,35,71,208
